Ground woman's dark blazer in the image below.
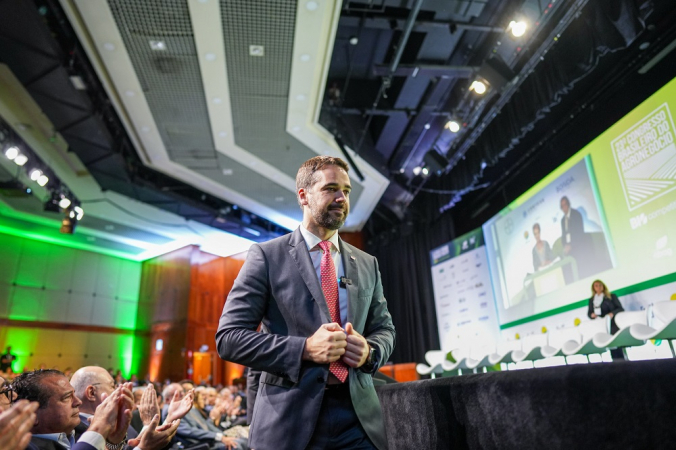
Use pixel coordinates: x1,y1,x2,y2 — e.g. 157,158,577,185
588,293,624,334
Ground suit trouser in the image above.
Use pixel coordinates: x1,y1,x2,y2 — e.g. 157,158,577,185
305,383,377,450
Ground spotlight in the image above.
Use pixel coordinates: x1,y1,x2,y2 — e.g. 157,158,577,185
14,154,28,166
37,175,49,187
59,197,71,209
445,120,460,133
421,167,429,176
5,146,19,160
349,36,359,45
30,169,42,181
73,205,84,220
470,80,487,95
508,20,527,37
412,166,422,176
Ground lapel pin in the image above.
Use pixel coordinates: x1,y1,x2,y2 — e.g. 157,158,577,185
350,255,356,261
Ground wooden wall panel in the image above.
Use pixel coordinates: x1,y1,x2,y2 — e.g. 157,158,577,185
340,231,364,250
140,247,246,384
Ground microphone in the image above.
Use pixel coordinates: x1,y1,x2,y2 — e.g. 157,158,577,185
339,276,352,288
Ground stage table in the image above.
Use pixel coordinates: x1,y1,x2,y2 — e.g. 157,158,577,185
376,359,676,449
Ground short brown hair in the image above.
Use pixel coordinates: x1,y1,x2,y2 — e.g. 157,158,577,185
296,156,349,207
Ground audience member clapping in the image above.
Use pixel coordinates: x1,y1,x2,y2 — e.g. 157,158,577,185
0,396,39,450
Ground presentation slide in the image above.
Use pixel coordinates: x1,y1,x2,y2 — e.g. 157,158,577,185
430,229,500,354
489,157,614,309
484,76,676,327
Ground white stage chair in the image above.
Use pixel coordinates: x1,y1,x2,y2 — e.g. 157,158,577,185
562,317,610,357
592,310,647,353
630,301,676,356
416,350,446,378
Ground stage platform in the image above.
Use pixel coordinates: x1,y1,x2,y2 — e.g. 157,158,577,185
376,359,676,449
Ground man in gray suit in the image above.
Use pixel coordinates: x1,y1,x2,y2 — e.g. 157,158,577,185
216,156,395,450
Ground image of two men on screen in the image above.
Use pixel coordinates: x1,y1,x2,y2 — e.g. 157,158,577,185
493,159,615,308
531,195,612,284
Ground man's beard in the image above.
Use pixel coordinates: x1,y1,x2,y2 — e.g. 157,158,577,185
308,197,348,230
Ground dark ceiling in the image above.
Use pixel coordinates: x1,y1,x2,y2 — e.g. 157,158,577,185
320,0,676,244
1,0,675,248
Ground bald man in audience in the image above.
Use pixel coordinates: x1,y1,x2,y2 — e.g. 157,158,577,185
71,366,140,447
71,367,180,450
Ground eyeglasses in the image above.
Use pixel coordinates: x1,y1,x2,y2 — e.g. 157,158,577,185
0,384,16,406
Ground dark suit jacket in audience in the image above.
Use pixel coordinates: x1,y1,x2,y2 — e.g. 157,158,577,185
28,437,96,450
74,413,138,450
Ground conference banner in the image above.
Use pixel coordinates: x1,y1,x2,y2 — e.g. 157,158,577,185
430,228,500,354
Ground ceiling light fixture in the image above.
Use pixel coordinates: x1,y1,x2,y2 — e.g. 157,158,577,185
300,54,311,62
470,80,487,95
149,40,167,51
103,43,115,51
59,197,71,209
508,20,527,37
73,206,84,220
243,226,261,237
412,166,422,176
5,146,19,160
29,169,42,181
205,53,216,61
14,153,28,166
37,175,49,187
445,120,461,133
249,45,265,57
306,1,318,11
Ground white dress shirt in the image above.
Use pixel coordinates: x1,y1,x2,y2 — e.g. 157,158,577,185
593,293,604,316
299,225,348,325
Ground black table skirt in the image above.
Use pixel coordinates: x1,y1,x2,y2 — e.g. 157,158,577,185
376,359,676,450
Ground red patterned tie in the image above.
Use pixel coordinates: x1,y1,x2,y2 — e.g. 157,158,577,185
318,240,348,383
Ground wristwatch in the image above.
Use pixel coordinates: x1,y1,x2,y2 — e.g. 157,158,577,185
105,440,127,450
360,345,379,374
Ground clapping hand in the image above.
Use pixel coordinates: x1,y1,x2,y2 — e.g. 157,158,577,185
128,414,180,450
139,384,160,426
0,400,39,450
165,388,193,424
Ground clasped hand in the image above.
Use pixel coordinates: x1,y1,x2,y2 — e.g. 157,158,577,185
303,322,369,368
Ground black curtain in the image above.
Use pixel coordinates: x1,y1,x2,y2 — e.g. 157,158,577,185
367,212,455,364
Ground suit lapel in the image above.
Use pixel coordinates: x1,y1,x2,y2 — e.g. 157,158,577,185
341,239,362,328
288,228,331,322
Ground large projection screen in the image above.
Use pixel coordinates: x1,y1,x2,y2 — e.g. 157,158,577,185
484,76,676,328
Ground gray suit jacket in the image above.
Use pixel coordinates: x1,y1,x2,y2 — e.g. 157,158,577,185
216,227,395,450
28,437,96,450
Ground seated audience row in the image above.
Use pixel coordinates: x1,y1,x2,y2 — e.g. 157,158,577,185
0,366,252,450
